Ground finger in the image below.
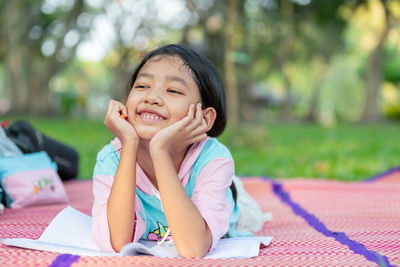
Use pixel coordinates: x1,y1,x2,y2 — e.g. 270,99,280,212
188,114,209,136
120,106,128,119
105,100,117,123
194,103,203,123
190,123,208,137
187,103,203,131
188,133,207,144
178,104,196,127
187,103,195,120
107,100,118,114
106,100,115,117
105,100,129,128
110,101,127,118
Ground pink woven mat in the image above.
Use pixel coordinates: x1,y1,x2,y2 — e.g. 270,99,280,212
1,168,399,266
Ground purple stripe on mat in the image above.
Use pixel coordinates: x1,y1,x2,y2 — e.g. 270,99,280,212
265,178,395,267
364,165,400,182
49,254,80,267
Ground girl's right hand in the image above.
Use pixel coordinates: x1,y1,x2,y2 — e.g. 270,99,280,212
104,99,139,146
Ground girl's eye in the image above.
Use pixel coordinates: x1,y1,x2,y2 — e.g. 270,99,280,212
167,89,183,95
134,85,148,89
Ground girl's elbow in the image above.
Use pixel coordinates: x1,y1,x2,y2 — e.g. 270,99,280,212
176,228,212,258
111,238,129,253
178,248,207,258
176,243,210,258
111,242,123,253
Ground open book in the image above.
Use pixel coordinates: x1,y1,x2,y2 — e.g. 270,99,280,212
1,206,272,259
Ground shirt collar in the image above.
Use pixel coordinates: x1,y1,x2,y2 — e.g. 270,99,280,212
111,137,209,195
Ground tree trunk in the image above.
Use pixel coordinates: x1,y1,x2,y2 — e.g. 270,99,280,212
304,63,328,122
361,47,384,122
6,49,29,114
304,84,322,122
3,1,29,114
238,1,253,123
224,0,239,137
281,73,293,121
27,60,54,115
360,0,389,122
110,47,133,103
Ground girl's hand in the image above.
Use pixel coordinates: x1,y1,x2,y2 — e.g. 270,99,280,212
149,103,208,155
104,100,139,146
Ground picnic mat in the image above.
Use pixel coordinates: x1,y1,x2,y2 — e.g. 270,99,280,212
1,167,399,266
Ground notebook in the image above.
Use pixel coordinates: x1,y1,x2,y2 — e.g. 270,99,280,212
1,206,272,258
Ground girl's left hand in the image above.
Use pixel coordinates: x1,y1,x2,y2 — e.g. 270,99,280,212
149,103,208,155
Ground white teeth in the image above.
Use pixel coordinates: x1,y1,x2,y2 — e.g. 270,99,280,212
142,112,162,120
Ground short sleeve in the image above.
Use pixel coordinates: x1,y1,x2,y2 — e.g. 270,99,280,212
190,158,234,251
91,144,146,252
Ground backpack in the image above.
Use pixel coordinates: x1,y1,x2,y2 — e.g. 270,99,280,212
5,120,79,180
0,127,23,157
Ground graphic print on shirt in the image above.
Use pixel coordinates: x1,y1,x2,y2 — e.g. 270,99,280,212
147,221,170,241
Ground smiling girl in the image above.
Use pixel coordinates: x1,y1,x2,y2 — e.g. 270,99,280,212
91,44,246,258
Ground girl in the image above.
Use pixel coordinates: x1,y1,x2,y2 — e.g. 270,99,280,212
91,44,253,258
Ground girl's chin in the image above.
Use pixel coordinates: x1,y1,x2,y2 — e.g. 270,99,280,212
136,129,157,141
132,123,160,140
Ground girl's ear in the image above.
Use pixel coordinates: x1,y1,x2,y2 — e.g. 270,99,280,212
203,107,217,132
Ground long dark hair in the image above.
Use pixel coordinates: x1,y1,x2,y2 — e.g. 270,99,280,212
129,44,226,137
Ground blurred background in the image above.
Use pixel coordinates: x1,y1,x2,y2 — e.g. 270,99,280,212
0,0,399,180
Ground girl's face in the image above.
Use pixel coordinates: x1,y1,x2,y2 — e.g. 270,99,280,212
126,55,201,140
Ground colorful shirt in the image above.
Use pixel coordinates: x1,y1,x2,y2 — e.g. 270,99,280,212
91,137,238,253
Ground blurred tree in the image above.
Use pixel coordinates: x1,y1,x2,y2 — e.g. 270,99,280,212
382,44,400,120
298,0,349,121
225,0,239,136
360,0,390,122
236,0,349,122
0,0,93,115
384,45,400,84
360,0,399,122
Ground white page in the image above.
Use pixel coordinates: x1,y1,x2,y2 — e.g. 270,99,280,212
2,238,113,256
119,241,177,257
133,240,180,258
207,239,256,259
206,237,272,259
39,206,100,251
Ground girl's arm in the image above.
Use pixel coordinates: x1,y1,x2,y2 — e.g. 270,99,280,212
152,150,212,257
104,100,139,252
107,141,137,252
149,103,214,258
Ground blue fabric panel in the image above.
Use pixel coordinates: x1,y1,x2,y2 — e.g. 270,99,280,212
92,144,119,177
0,151,57,179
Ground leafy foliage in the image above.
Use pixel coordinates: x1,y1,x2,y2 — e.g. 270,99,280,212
384,44,400,83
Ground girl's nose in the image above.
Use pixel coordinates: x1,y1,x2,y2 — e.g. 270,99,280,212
144,88,163,105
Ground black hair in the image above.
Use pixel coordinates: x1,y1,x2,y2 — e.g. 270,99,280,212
129,44,226,137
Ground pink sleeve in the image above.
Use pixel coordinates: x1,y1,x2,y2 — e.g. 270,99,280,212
190,158,234,251
91,174,115,253
91,174,146,253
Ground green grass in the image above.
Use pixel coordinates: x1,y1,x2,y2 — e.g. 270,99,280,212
7,117,399,181
219,122,400,181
